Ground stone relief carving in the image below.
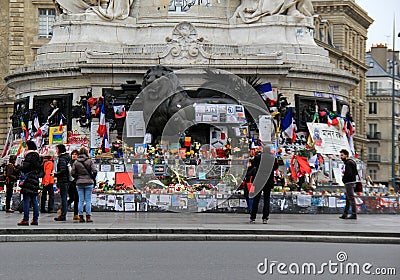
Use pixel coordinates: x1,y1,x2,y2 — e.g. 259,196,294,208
54,0,134,20
230,0,314,24
165,22,204,59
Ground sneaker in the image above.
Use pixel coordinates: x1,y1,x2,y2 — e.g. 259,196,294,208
249,219,255,224
339,215,347,219
30,220,38,226
17,220,29,226
262,219,268,224
5,209,14,213
54,216,66,221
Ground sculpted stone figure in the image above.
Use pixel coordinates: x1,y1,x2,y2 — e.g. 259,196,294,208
231,0,314,23
54,0,134,20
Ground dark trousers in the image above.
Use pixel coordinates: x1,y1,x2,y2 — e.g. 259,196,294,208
344,183,357,215
68,183,79,216
40,184,54,212
23,194,39,221
250,187,271,220
58,182,69,218
6,182,14,210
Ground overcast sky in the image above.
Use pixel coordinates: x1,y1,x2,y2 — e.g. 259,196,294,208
356,0,400,51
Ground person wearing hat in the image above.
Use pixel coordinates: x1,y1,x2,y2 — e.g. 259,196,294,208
40,149,55,213
5,155,19,213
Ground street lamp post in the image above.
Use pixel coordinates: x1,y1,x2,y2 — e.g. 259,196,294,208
391,23,400,189
391,23,395,189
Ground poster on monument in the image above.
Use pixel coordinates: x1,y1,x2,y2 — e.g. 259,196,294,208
307,123,352,155
258,115,272,142
49,126,67,144
90,122,109,149
126,111,145,137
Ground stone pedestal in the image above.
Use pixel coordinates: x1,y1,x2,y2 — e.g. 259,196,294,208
6,1,357,136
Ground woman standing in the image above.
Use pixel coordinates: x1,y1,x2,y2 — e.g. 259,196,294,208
18,140,41,226
71,147,97,223
40,150,55,213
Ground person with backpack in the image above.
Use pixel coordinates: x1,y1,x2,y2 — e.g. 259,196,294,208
5,155,19,213
71,147,97,223
17,140,41,226
53,144,71,221
40,149,55,213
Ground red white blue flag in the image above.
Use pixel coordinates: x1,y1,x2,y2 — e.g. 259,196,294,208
97,100,106,137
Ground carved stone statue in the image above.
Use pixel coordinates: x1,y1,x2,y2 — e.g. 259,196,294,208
231,0,314,23
54,0,134,20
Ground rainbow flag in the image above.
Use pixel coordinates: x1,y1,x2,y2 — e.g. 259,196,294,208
20,117,29,141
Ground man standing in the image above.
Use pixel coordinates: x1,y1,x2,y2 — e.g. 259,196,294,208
339,149,358,220
54,144,70,221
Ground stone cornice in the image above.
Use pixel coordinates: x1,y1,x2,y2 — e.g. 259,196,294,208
312,1,373,29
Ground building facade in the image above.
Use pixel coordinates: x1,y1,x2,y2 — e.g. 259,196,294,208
312,0,373,161
0,0,55,148
366,45,400,186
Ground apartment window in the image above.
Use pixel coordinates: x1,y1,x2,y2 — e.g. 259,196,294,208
368,147,377,155
368,124,377,134
368,102,377,114
369,169,377,181
369,81,378,94
38,9,56,38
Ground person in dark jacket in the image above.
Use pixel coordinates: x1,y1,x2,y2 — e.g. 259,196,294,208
71,147,97,223
18,140,41,226
339,149,358,219
249,152,279,224
67,150,80,221
5,155,19,213
54,144,71,221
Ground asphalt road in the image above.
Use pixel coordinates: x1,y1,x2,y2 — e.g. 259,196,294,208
0,241,398,280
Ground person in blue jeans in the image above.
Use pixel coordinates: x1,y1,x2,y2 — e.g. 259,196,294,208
54,144,71,221
71,147,97,223
18,140,41,226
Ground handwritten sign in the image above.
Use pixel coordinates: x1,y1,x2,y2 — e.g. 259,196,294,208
307,123,352,155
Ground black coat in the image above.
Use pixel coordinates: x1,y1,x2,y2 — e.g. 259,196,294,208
19,151,41,195
342,159,357,184
55,153,70,184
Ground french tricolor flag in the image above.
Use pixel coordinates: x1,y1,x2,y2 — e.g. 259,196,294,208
281,108,297,143
33,115,42,137
103,130,110,153
97,99,106,137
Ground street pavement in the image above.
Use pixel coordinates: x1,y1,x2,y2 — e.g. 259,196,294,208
1,212,399,243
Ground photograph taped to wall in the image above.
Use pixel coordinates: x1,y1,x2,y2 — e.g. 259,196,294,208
124,203,136,211
115,195,124,211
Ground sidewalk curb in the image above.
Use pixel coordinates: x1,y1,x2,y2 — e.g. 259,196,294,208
1,233,399,244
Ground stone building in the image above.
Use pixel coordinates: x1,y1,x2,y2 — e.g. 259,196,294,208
366,44,400,186
312,0,373,161
0,0,56,148
1,0,372,157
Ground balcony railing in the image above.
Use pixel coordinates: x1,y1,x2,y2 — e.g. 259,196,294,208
367,132,381,140
367,154,381,162
367,89,400,96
